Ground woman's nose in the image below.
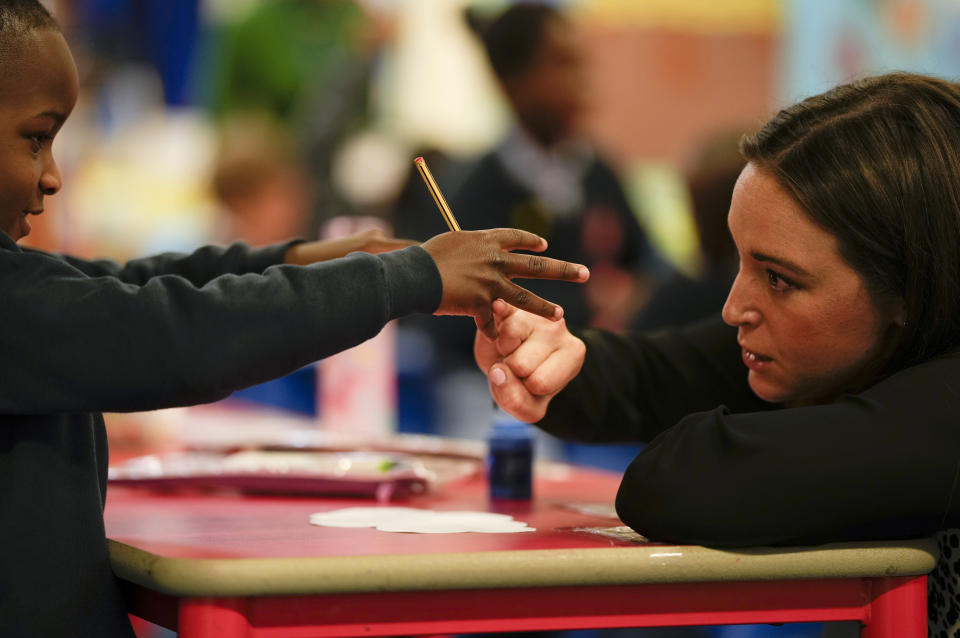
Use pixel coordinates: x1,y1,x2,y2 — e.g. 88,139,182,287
721,271,760,327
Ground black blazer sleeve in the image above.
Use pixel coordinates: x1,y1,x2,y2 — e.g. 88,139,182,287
616,354,960,547
538,317,770,443
538,316,960,547
0,239,440,415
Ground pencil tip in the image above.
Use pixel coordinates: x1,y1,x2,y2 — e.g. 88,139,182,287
414,156,424,164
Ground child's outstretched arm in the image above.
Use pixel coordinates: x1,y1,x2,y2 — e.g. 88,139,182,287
285,229,416,264
22,230,412,287
0,229,585,415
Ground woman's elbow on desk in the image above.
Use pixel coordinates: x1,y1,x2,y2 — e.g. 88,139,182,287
614,466,698,545
613,452,792,548
614,480,766,548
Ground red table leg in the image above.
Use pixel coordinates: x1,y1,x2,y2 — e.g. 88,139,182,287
126,575,928,637
179,597,251,638
861,576,927,638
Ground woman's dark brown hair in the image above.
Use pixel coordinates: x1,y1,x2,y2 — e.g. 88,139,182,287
741,72,960,374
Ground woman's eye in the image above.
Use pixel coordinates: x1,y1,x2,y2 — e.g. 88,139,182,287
767,269,797,292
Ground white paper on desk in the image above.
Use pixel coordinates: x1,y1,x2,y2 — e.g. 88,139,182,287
309,507,536,534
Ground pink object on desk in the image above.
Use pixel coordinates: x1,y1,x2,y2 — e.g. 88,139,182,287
107,450,434,501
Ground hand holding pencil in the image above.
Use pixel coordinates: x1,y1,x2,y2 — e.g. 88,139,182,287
414,157,590,339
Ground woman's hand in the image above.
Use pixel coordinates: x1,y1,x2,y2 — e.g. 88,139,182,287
285,229,416,265
421,228,590,339
474,299,586,422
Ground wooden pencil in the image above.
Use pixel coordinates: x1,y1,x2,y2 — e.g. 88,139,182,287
414,156,461,232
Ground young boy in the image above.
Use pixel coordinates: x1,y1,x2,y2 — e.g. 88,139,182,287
0,2,588,635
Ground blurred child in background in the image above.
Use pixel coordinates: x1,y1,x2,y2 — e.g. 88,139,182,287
457,2,668,334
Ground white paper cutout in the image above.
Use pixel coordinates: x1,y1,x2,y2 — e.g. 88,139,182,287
309,506,535,534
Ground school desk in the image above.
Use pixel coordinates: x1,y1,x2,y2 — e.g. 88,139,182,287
104,463,937,638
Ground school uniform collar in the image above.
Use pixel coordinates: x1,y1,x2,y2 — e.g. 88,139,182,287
495,125,594,217
0,231,21,252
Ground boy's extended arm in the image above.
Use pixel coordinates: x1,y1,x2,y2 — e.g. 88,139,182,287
21,241,296,285
0,241,439,414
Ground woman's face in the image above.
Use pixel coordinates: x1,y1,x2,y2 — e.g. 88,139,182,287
721,163,903,405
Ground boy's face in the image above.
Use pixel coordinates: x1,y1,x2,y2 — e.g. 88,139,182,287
0,28,78,242
506,17,587,147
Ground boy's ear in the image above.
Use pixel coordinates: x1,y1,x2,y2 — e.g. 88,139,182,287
892,297,906,328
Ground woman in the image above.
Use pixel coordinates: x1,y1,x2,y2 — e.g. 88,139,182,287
474,72,960,633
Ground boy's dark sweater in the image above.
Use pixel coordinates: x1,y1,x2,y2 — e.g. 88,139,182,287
0,232,441,637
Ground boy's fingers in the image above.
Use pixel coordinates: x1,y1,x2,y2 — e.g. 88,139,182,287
501,282,564,322
505,254,589,282
480,230,588,281
490,228,548,252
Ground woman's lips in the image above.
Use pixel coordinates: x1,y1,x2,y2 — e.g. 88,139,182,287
741,347,772,371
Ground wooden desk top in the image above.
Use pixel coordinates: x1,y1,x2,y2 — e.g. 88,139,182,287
105,463,938,597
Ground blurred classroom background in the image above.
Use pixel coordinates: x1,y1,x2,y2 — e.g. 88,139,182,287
29,1,960,637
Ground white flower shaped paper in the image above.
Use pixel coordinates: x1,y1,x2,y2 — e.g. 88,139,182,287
309,507,536,534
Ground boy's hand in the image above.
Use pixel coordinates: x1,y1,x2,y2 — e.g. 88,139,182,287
421,228,589,339
474,300,586,422
285,229,416,265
